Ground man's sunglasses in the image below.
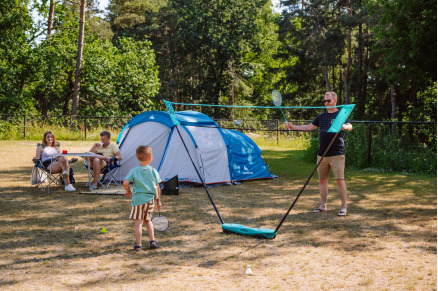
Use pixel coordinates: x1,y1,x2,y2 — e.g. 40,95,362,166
324,99,332,103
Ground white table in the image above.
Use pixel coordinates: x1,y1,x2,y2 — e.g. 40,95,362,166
48,153,96,192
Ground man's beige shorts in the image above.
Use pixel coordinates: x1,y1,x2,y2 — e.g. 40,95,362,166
317,155,345,180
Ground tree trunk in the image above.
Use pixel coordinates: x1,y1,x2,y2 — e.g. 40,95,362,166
408,79,417,138
344,28,351,104
229,81,235,119
344,3,352,104
324,63,331,91
229,64,235,119
62,72,74,115
390,86,396,135
362,23,370,118
47,0,55,38
71,0,86,118
332,66,336,92
356,21,363,119
338,68,343,103
40,92,50,116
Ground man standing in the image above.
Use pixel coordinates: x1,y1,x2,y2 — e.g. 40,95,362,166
285,92,353,216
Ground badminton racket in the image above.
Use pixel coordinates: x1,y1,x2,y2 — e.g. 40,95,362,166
152,211,169,231
272,90,287,122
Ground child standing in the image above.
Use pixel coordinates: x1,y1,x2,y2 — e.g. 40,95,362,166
123,145,162,251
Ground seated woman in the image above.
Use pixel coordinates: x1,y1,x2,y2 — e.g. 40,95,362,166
32,131,76,192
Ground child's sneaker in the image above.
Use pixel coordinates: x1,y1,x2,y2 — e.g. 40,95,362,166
65,184,76,191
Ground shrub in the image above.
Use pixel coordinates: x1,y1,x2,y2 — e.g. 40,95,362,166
304,123,437,175
0,121,17,139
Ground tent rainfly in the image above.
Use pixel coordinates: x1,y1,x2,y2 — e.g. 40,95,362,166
117,110,275,185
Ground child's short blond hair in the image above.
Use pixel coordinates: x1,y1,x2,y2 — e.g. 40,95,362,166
136,145,152,161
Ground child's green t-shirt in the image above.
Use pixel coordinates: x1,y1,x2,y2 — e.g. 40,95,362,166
125,166,161,206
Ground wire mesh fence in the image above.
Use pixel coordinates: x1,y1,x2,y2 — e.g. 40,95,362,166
346,121,437,173
1,114,436,173
0,114,132,140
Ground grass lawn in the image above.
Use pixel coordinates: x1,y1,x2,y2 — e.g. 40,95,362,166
0,140,436,290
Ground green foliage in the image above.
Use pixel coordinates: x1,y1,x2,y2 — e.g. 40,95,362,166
0,121,124,141
0,0,160,117
171,0,271,108
0,0,436,125
321,123,437,174
303,122,436,174
404,82,437,122
80,36,160,116
109,0,280,119
0,0,35,114
0,121,17,139
370,0,437,86
112,37,161,115
303,133,319,163
276,0,347,105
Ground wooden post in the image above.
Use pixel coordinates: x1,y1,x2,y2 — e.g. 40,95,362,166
23,114,26,139
390,86,396,135
367,124,372,167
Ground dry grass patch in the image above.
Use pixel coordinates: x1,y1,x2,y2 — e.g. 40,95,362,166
0,140,436,290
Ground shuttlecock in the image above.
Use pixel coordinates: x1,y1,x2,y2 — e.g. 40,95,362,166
100,227,107,234
245,265,253,275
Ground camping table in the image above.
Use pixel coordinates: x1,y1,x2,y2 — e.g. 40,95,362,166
48,153,96,192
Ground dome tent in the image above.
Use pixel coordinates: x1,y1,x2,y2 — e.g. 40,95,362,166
117,110,275,185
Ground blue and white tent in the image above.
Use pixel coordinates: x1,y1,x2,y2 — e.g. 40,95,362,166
117,110,275,185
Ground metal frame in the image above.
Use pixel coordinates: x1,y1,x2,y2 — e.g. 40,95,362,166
84,157,121,189
33,160,63,193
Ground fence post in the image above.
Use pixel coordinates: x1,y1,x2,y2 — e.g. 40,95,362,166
367,124,372,167
23,114,26,139
84,117,87,139
277,119,279,145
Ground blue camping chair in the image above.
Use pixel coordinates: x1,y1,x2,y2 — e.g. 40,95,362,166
84,157,121,188
31,143,63,192
31,160,63,192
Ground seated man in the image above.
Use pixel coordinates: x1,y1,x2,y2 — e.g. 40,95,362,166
88,131,122,189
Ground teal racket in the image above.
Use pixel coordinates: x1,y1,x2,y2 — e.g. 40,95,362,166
272,90,287,122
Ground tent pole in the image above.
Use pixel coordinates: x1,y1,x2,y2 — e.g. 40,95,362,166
274,131,341,233
175,126,225,224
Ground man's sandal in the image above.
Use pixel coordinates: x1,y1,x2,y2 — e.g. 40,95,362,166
312,207,328,213
337,210,348,216
133,245,142,251
149,240,158,249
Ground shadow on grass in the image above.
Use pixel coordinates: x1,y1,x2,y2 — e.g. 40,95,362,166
0,148,436,287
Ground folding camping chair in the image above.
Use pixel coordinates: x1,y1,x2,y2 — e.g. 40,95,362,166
31,143,77,192
31,145,63,192
84,157,121,189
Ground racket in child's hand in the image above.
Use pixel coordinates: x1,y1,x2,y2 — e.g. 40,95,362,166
152,211,169,232
272,90,287,122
